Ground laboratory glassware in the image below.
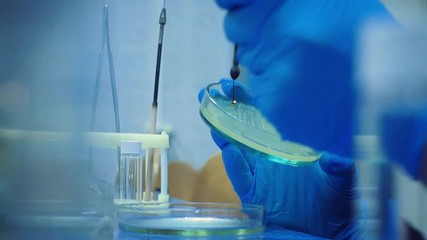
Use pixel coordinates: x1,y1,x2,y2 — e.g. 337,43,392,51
116,141,143,203
117,202,265,237
200,82,320,166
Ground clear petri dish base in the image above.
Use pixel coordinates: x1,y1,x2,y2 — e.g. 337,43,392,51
199,82,320,166
117,202,265,237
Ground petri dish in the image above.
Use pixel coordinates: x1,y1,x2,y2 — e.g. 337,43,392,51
200,82,319,166
117,202,265,237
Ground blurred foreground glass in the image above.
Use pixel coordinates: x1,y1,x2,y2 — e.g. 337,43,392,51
0,39,114,240
357,17,427,238
0,129,114,240
0,2,117,239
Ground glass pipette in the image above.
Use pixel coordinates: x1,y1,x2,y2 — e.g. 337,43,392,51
145,3,167,201
230,44,240,104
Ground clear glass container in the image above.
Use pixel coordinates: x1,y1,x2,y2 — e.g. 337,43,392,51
117,202,265,237
116,141,143,204
200,82,319,166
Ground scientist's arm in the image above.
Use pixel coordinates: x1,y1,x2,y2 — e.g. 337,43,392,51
216,0,393,157
200,0,394,238
199,80,359,239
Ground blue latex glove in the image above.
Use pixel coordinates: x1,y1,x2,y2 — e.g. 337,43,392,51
215,0,393,157
380,104,427,180
198,79,359,239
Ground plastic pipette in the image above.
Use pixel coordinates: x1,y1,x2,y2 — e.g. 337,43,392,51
145,3,167,201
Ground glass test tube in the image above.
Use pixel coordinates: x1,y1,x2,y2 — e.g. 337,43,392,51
118,141,143,200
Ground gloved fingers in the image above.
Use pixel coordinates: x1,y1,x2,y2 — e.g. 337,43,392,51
198,87,223,103
245,42,354,152
380,106,427,178
215,0,252,10
222,0,283,44
240,150,257,175
239,34,298,75
200,84,255,197
197,88,206,103
220,141,254,197
219,78,252,104
319,152,355,178
318,152,357,197
210,131,256,174
199,79,253,104
210,130,229,150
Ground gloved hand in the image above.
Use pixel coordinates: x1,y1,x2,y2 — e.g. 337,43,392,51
198,79,360,239
380,105,427,180
215,0,393,157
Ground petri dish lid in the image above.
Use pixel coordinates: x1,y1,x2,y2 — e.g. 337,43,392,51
200,82,319,166
117,202,265,237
